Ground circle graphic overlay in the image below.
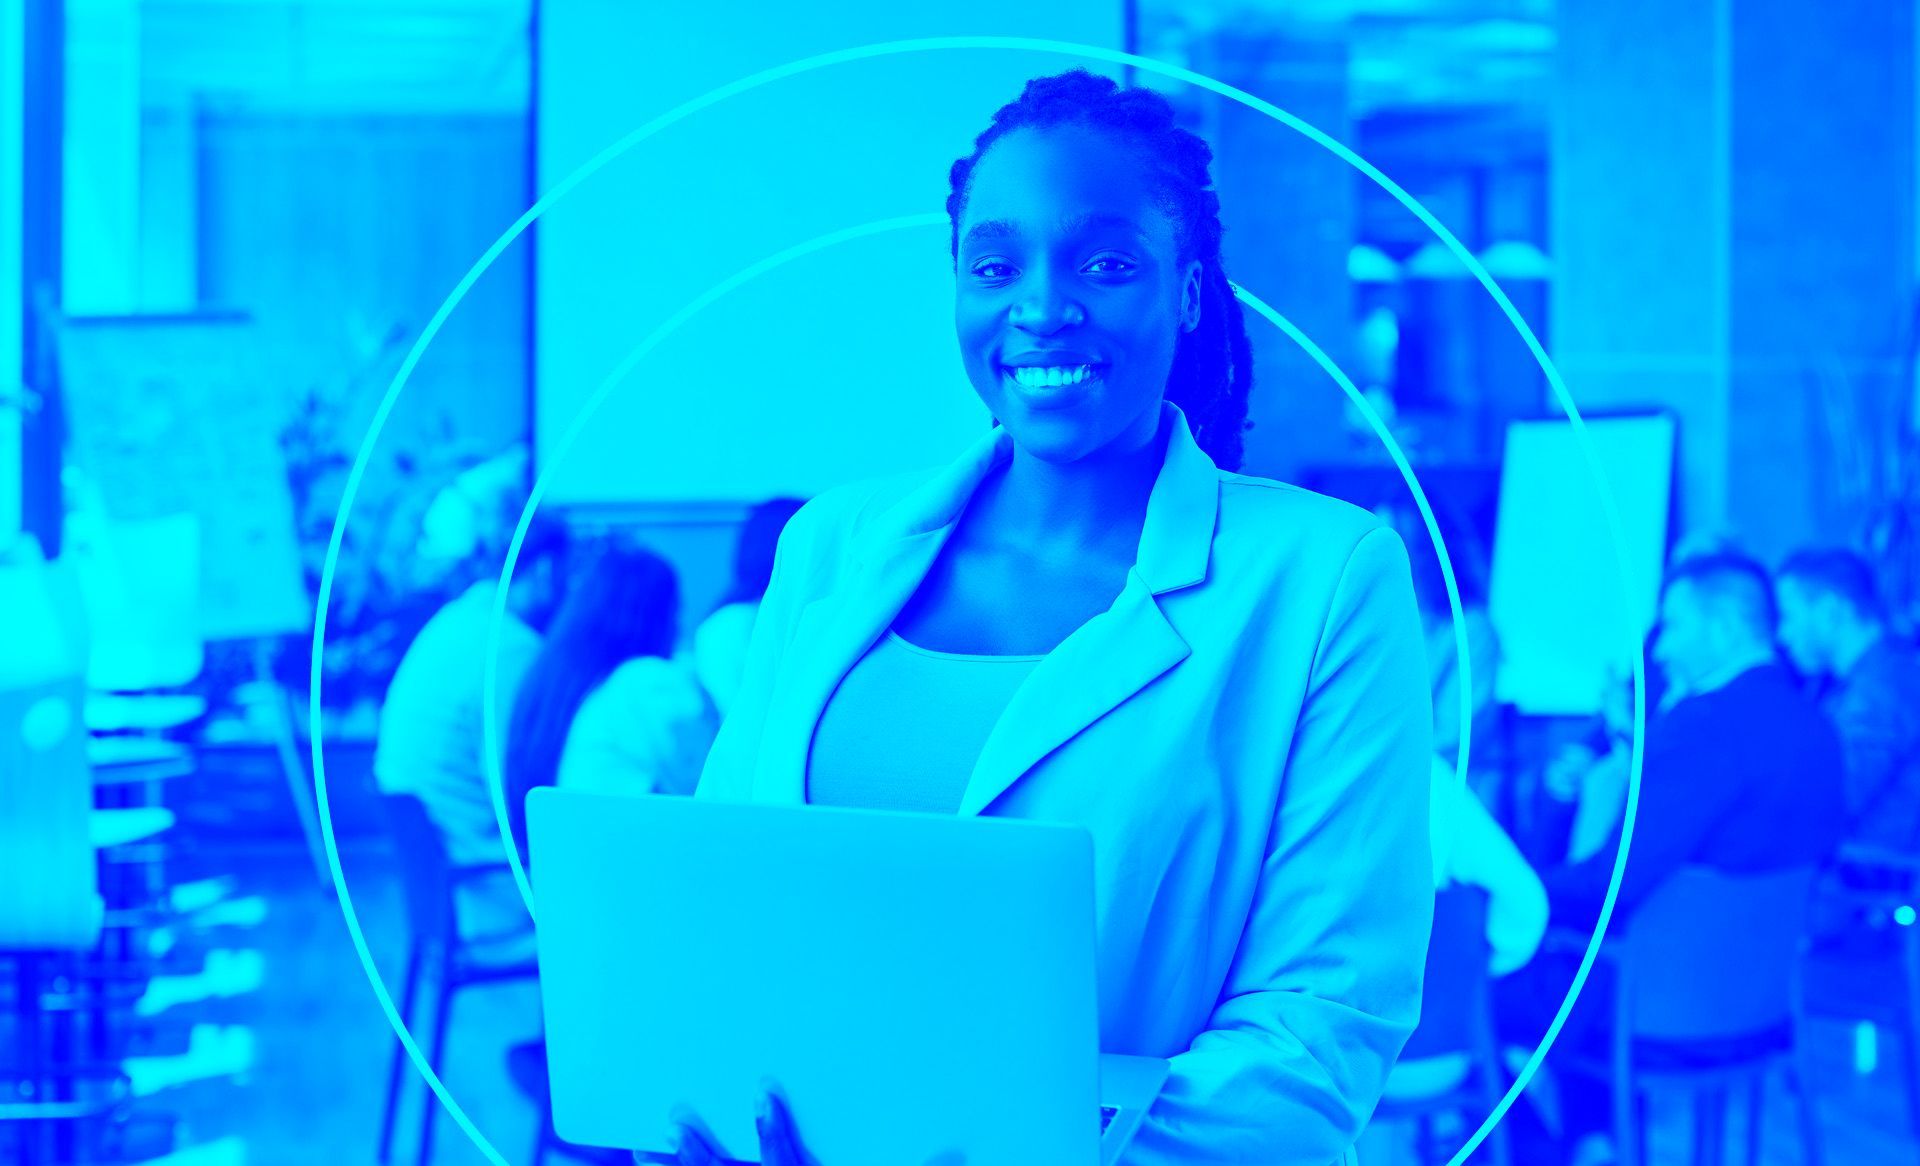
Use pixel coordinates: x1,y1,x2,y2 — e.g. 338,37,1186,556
488,233,1468,1159
483,229,1472,918
311,38,1645,1166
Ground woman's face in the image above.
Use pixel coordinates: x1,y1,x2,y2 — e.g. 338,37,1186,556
954,126,1203,465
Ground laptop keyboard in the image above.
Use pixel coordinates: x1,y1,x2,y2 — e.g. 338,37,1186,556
1099,1105,1120,1135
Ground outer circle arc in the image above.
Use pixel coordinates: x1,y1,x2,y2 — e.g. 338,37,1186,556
485,225,1472,1159
310,37,1644,1166
479,221,1475,920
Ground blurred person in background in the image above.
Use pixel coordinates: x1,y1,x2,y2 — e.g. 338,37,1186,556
504,541,716,857
1341,493,1537,1131
1537,663,1637,867
416,447,535,580
1370,496,1500,768
1363,499,1543,1104
500,541,708,1166
692,497,805,717
1540,552,1846,926
1380,756,1547,1105
1504,552,1847,1166
1777,548,1920,852
374,514,568,944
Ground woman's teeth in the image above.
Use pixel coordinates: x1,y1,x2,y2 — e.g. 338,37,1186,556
1008,364,1100,388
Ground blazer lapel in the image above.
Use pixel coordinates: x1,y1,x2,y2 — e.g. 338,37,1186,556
753,528,953,805
750,423,1013,805
959,570,1190,816
754,403,1221,816
959,403,1221,816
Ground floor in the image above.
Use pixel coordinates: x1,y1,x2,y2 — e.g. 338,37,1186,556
61,738,1920,1166
137,846,547,1166
120,843,1920,1166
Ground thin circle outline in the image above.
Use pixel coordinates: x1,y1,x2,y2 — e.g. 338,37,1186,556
307,37,1646,1166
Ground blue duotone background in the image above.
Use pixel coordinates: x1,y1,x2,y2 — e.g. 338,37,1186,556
5,1,1919,1164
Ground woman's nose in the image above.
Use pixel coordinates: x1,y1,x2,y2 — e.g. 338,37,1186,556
1010,274,1085,333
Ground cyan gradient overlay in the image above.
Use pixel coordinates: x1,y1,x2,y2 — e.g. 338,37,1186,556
308,37,1646,1166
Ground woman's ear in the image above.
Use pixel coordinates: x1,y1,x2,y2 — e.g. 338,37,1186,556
1181,260,1205,333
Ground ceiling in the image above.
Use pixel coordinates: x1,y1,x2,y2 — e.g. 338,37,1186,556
136,0,531,111
128,0,1551,116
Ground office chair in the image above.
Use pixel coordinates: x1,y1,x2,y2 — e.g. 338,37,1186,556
377,794,537,1164
1374,886,1512,1166
1803,842,1920,1161
1561,866,1822,1166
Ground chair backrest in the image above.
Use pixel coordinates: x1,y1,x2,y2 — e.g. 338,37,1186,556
0,676,104,951
1621,864,1815,1042
383,793,457,946
0,551,102,951
70,511,204,691
1399,886,1493,1060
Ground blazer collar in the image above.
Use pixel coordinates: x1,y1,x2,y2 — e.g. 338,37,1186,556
855,400,1220,596
752,402,1221,814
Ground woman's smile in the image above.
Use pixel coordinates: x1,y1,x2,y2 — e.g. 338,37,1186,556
1000,358,1109,409
953,123,1201,463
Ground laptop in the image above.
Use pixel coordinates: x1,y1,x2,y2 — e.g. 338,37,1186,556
528,789,1168,1166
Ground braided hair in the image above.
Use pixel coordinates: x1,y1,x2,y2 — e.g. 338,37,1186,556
946,68,1255,471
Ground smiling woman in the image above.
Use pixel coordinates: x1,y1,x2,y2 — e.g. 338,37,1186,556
948,74,1252,475
674,69,1433,1166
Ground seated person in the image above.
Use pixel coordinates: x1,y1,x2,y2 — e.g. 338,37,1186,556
1507,552,1847,1166
1381,757,1548,1101
499,542,710,1162
375,516,568,942
1367,497,1502,764
1538,664,1637,866
1540,551,1848,928
505,542,716,856
692,497,804,718
1776,548,1920,852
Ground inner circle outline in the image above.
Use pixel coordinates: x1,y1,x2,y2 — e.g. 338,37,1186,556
309,36,1647,1166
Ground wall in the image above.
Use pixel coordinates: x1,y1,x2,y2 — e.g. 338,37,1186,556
197,108,530,463
1,0,21,543
534,0,1125,510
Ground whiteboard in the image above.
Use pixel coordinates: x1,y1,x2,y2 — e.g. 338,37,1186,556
55,315,309,642
535,1,1124,505
1489,414,1674,716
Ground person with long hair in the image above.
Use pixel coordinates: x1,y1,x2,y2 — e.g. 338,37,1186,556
506,542,714,858
672,70,1433,1166
692,497,806,717
378,514,568,948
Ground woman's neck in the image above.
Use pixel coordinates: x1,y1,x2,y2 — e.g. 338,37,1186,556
973,411,1169,558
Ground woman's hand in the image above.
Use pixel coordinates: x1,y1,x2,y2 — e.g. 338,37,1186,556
651,1088,820,1166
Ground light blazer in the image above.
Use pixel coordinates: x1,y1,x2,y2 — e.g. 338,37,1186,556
696,404,1434,1166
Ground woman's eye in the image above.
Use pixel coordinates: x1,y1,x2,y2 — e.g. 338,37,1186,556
1086,256,1136,275
971,261,1014,280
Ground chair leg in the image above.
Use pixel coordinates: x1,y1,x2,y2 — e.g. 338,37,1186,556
1693,1090,1710,1166
1901,928,1920,1148
1636,1092,1652,1166
532,1103,557,1166
1485,1108,1512,1166
1745,1074,1765,1166
1473,1073,1513,1166
1789,1060,1823,1166
1414,1114,1434,1166
379,946,424,1164
421,959,456,1165
1615,1081,1640,1166
1482,1091,1512,1166
1902,995,1920,1145
1693,1087,1727,1166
